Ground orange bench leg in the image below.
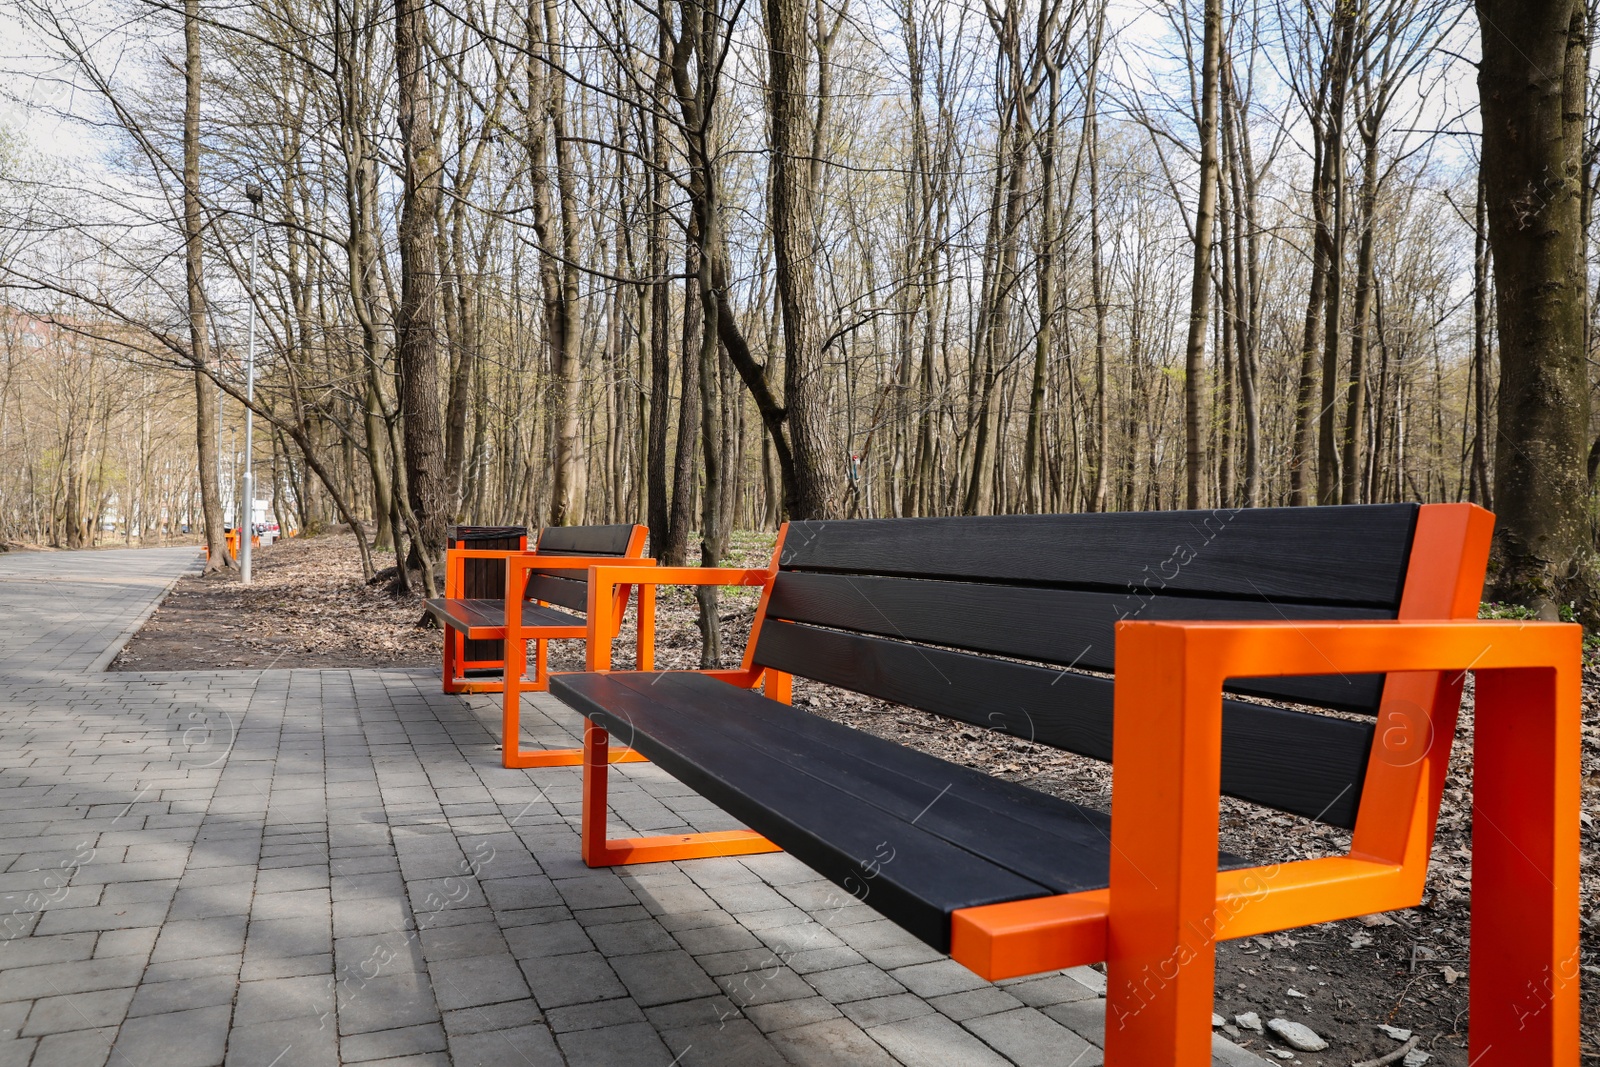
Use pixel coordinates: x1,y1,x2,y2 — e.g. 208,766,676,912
442,628,462,694
1469,665,1580,1067
1102,628,1221,1067
582,724,777,866
498,641,645,770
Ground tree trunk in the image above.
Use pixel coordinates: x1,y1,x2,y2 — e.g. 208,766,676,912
1182,0,1221,509
394,0,445,592
1342,120,1379,505
646,8,672,554
1471,173,1493,508
1317,7,1357,505
765,0,831,518
543,0,586,526
1478,0,1593,615
665,247,700,566
185,0,230,573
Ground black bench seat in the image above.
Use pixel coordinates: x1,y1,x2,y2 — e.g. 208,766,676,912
553,668,1250,950
424,597,585,639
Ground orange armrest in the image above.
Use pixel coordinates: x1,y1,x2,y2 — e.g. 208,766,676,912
587,565,772,588
1112,618,1578,683
509,556,656,574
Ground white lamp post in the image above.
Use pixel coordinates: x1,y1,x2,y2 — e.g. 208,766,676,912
241,183,262,584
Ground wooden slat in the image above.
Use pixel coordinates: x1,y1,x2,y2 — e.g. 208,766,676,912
535,524,638,556
763,571,1389,712
524,572,588,613
752,620,1372,828
423,598,584,637
780,505,1418,608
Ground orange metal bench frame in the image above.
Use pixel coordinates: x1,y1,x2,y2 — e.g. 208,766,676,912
438,525,656,770
573,504,1579,1067
441,527,650,694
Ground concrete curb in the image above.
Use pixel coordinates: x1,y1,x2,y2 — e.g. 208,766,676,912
88,553,201,674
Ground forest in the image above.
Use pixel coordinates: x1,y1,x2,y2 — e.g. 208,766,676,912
0,0,1591,616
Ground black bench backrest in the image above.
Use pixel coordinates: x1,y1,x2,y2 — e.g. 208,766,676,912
526,524,644,611
748,505,1422,830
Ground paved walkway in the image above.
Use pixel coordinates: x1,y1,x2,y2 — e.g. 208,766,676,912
0,547,1267,1066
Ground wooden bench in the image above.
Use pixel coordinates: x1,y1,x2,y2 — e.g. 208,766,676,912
553,503,1580,1067
426,523,655,769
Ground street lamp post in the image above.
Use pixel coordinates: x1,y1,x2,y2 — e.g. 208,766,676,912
241,183,262,585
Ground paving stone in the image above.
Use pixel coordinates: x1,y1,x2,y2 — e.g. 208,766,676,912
768,1016,900,1067
805,962,908,1003
447,1023,563,1067
743,995,842,1033
609,948,719,1007
333,898,412,939
440,998,543,1036
633,882,718,916
168,883,256,927
660,1016,791,1067
222,1018,339,1067
0,954,145,1002
717,965,822,1010
1042,996,1107,1046
426,953,529,1010
930,986,1027,1023
870,1011,1015,1066
251,889,331,922
839,992,936,1028
337,971,441,1035
337,1021,446,1061
22,986,136,1036
892,958,993,998
672,921,762,956
834,919,946,970
785,946,866,975
234,975,335,1026
95,927,159,960
142,953,243,984
150,916,249,964
127,975,237,1017
1003,971,1102,1007
240,953,332,982
0,932,96,968
585,917,678,957
415,922,504,962
963,1006,1102,1066
519,951,624,1009
33,901,168,936
29,1025,110,1067
555,1020,672,1067
335,932,426,976
1212,1033,1275,1066
688,946,774,978
111,1004,231,1066
248,917,334,962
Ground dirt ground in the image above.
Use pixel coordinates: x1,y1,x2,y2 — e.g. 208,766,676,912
110,534,440,671
109,529,1599,1065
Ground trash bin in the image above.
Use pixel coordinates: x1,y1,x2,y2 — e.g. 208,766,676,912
449,525,528,677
